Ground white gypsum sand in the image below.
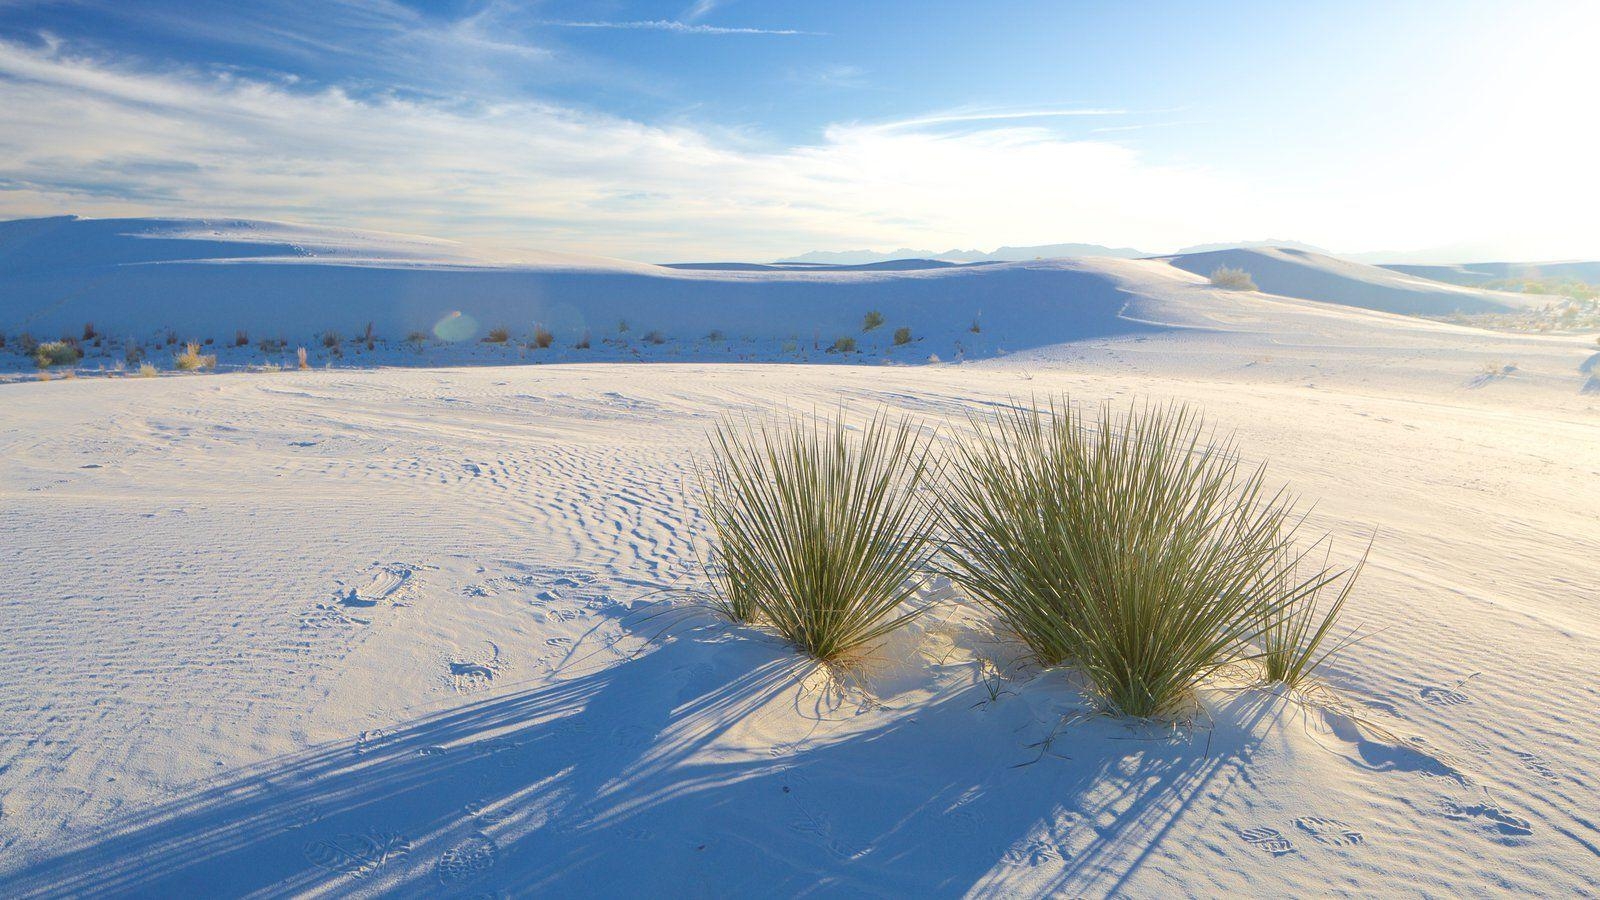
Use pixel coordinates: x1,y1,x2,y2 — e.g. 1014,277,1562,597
1,348,1597,896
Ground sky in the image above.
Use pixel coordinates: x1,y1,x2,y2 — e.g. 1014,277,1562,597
0,0,1597,263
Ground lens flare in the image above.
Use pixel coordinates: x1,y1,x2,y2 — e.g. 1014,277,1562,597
433,311,478,342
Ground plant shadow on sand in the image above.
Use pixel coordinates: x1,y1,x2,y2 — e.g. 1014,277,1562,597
1,603,1441,899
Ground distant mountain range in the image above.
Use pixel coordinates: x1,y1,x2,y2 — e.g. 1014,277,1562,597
777,239,1328,265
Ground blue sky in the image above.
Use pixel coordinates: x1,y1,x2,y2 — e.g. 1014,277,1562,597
1,0,1596,261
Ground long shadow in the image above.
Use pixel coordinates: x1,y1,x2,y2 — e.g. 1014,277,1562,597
3,616,1272,898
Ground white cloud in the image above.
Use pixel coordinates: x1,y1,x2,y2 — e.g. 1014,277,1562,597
0,37,1273,260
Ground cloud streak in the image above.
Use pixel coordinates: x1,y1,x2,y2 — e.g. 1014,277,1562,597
539,20,816,36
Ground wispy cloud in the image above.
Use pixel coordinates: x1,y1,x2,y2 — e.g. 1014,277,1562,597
0,37,1270,260
682,0,724,22
539,20,816,36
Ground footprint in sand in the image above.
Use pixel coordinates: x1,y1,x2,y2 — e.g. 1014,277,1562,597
1442,800,1533,836
354,729,389,756
435,833,498,885
1420,686,1471,706
1294,816,1365,846
1238,826,1297,856
448,642,505,693
1001,837,1065,867
303,830,411,879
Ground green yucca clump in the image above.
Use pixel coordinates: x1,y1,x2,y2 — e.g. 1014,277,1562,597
700,411,938,661
940,399,1342,718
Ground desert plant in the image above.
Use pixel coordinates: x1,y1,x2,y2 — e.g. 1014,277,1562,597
234,329,250,347
296,347,309,370
830,336,857,353
321,330,341,348
939,400,1337,718
618,318,630,333
970,317,982,334
17,332,37,355
893,326,913,346
124,340,145,366
363,321,376,350
531,324,554,349
258,336,287,353
575,330,591,350
699,411,939,661
863,310,885,331
707,329,727,342
485,326,511,343
644,330,666,345
34,340,82,369
0,332,6,350
1209,265,1258,291
137,362,158,378
1257,547,1365,688
83,321,97,341
173,342,216,371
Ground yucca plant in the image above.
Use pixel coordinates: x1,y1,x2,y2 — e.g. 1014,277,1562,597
1257,545,1365,688
699,410,939,662
940,399,1332,718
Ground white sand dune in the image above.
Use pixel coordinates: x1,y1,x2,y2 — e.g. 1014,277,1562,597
2,216,1599,896
1162,246,1542,316
0,217,1548,361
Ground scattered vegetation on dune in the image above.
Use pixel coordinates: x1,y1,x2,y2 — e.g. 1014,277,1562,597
575,329,591,350
82,321,97,341
33,340,82,369
173,341,217,371
485,325,511,344
234,329,250,347
893,326,913,346
1209,265,1259,291
531,324,554,349
830,336,857,353
644,330,666,345
863,310,885,332
296,347,309,370
320,330,341,349
405,331,429,348
699,411,940,661
258,336,287,353
137,362,158,378
938,399,1355,718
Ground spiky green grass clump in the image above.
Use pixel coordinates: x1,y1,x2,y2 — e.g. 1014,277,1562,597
1258,548,1365,688
940,400,1348,718
700,411,938,662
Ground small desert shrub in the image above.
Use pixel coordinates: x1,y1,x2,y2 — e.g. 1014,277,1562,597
830,336,857,353
644,330,666,345
362,321,376,350
234,329,250,347
706,329,727,342
699,411,939,660
0,332,6,350
137,362,158,378
33,340,82,369
258,337,287,353
893,327,912,346
124,341,145,366
863,310,885,331
83,321,97,341
485,325,511,344
321,330,341,348
575,330,591,350
531,324,554,349
173,342,216,371
17,332,38,355
939,400,1344,718
970,317,982,334
618,318,630,333
296,347,309,370
1209,265,1258,291
406,330,430,346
